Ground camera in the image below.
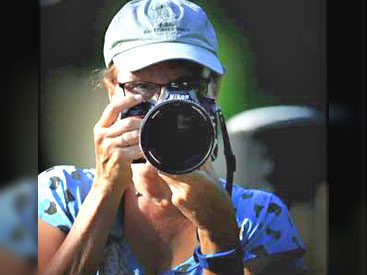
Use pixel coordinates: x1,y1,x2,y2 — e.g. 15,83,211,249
120,89,219,174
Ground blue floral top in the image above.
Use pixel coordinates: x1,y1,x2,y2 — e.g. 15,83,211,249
38,165,306,274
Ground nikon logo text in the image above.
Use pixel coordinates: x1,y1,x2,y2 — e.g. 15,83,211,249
168,94,190,100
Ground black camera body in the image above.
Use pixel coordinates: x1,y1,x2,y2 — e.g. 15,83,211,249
120,90,219,174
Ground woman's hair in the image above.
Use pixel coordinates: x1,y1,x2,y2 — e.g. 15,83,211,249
101,63,118,95
101,60,222,98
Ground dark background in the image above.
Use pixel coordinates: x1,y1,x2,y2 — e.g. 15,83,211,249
0,0,364,274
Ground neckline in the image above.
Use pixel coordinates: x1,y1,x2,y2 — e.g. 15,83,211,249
107,201,200,274
106,179,233,274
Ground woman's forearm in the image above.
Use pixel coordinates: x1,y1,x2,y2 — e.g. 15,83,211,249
198,217,243,275
41,183,125,275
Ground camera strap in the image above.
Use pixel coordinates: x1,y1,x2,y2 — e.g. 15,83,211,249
216,107,236,197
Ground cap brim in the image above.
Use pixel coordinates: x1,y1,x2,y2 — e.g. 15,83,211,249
112,42,224,75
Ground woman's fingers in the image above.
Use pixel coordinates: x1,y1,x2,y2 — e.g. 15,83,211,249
107,145,143,164
92,93,144,189
95,94,143,128
105,117,142,138
93,117,142,144
105,130,140,149
158,169,207,189
98,130,140,161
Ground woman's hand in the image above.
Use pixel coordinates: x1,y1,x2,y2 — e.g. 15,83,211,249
93,93,144,193
158,161,239,252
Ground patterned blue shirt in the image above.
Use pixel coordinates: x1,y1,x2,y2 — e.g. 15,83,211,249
38,165,306,274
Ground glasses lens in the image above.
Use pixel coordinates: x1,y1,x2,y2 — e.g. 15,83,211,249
123,82,161,100
122,79,209,100
191,80,209,96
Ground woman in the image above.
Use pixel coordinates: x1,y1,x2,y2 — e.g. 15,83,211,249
38,0,306,274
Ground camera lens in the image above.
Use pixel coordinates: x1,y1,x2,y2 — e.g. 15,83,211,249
140,100,215,174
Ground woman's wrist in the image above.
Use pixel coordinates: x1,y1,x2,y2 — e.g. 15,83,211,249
197,225,240,254
193,244,244,274
196,194,239,253
91,176,130,198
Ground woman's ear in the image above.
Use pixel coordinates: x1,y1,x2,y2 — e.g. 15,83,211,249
109,88,125,102
104,74,118,102
107,86,119,102
107,86,115,102
103,63,123,102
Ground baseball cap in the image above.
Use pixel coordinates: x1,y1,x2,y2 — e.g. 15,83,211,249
103,0,224,74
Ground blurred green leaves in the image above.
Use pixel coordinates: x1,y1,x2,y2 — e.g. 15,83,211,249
195,0,274,119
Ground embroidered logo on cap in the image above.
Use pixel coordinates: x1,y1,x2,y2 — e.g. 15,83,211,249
145,2,189,38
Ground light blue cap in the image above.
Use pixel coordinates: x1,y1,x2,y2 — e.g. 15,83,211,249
103,0,224,74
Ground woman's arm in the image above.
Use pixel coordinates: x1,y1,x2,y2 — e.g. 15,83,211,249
159,162,244,275
38,94,144,275
38,219,66,273
38,183,125,275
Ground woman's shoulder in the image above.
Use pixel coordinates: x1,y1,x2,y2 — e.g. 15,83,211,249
38,165,96,233
230,182,286,214
38,165,95,193
38,165,95,183
230,183,294,232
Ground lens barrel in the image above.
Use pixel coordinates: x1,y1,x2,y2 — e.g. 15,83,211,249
140,100,215,174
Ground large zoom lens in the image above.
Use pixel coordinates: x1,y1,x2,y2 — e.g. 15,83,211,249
140,100,215,174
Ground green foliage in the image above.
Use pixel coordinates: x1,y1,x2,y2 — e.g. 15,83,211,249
194,0,274,119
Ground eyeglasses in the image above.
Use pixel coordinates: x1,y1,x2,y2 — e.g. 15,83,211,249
118,78,210,100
